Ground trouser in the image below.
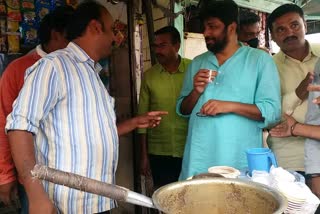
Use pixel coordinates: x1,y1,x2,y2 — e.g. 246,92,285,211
96,210,111,214
18,184,28,214
149,155,182,189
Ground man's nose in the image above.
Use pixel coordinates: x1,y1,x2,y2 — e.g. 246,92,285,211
203,27,213,38
154,48,161,54
203,28,209,37
285,27,295,36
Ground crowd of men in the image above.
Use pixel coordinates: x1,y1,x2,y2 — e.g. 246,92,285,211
0,0,319,213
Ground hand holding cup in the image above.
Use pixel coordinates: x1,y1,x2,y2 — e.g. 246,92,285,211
193,69,218,94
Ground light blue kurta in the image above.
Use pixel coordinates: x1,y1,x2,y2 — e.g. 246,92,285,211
176,45,281,180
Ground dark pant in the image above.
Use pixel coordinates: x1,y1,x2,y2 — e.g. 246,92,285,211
149,155,182,188
18,184,28,214
96,211,111,214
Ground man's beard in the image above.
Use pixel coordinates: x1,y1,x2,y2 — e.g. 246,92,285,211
205,29,228,54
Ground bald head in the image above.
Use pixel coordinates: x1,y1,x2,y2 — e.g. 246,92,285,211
66,1,111,41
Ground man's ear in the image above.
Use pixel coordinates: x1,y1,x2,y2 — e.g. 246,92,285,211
228,22,237,34
88,19,103,34
270,29,275,41
304,20,307,34
174,42,180,53
50,30,59,41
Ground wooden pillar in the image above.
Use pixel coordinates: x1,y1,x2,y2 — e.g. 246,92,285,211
145,0,157,65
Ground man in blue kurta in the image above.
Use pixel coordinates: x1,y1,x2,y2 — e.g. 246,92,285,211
176,0,281,180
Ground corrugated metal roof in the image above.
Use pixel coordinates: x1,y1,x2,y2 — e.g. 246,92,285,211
303,0,320,20
181,0,320,20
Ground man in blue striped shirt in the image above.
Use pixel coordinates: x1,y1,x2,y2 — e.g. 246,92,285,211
6,1,167,213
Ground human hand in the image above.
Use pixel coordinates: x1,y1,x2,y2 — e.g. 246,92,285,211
200,100,233,116
0,181,18,205
29,196,57,214
296,72,314,100
135,111,168,129
193,69,217,94
310,176,320,198
269,114,296,137
308,84,320,105
23,176,57,214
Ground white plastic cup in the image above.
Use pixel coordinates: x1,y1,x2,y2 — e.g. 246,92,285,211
208,69,213,82
208,166,240,178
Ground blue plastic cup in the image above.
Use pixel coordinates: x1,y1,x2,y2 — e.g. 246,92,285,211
246,148,278,176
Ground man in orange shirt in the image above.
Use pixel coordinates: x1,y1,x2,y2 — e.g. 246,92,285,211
0,6,74,207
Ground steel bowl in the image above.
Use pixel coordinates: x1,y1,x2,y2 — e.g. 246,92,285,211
152,178,287,214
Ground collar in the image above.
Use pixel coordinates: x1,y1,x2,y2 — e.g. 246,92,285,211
67,42,92,63
278,40,320,63
36,45,47,57
160,56,186,73
204,42,245,67
310,43,320,58
67,42,102,73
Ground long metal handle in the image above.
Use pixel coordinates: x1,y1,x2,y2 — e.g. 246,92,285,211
31,164,155,208
127,190,155,208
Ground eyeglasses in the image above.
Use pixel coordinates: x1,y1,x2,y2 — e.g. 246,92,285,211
196,112,215,117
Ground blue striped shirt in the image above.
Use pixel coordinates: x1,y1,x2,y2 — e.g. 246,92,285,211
6,42,119,213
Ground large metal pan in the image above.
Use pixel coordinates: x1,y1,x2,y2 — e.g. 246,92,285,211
31,165,287,214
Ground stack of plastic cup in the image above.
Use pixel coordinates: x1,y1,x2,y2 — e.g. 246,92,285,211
277,182,306,213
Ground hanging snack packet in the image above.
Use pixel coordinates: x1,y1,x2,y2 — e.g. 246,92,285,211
0,17,5,34
66,0,78,9
51,0,65,9
21,0,35,11
7,20,19,32
5,0,19,10
22,11,36,25
113,20,127,48
7,7,22,21
0,0,6,16
21,24,37,45
7,32,20,53
0,34,7,52
6,0,22,22
35,0,50,21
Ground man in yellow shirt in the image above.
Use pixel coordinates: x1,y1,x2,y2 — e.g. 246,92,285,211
267,4,320,174
138,26,191,189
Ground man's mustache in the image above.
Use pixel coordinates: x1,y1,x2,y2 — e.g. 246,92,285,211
156,54,165,58
205,37,216,43
283,36,298,43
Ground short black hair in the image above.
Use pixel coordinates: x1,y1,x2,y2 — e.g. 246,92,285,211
38,6,74,46
240,11,260,28
154,26,181,44
199,0,239,27
267,4,304,32
66,0,107,41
